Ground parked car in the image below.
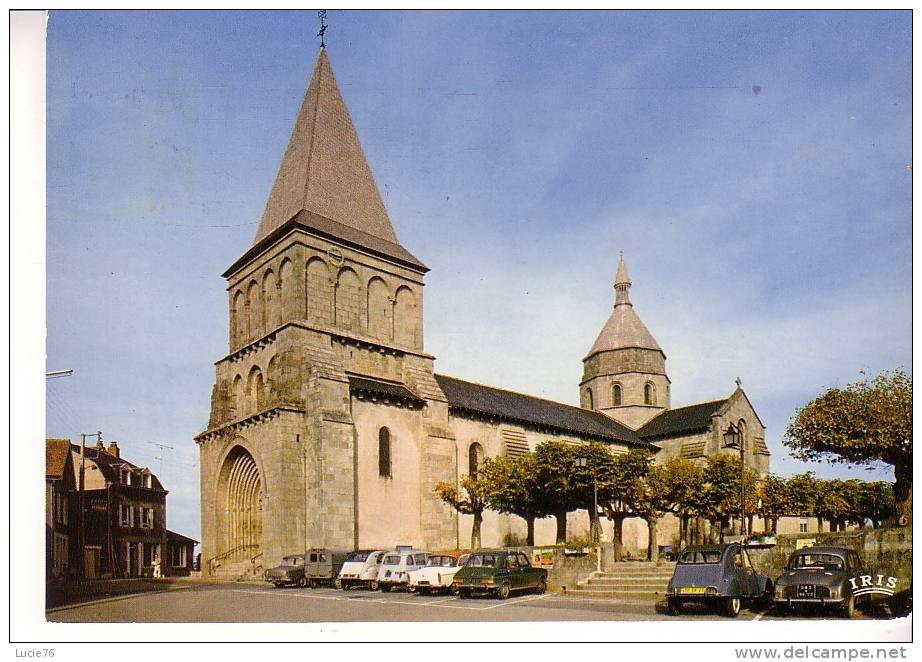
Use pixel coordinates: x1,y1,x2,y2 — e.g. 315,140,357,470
665,543,772,617
338,550,387,590
377,549,430,592
408,554,470,595
773,545,867,618
265,553,308,588
451,549,548,600
304,548,350,588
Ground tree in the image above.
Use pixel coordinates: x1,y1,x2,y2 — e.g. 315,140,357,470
756,474,793,534
434,474,487,550
533,440,579,543
479,454,550,545
633,463,674,561
570,441,619,543
856,481,895,528
597,448,654,559
813,479,854,532
784,369,912,525
653,457,705,548
699,454,742,542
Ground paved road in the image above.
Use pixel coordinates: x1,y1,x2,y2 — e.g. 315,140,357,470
47,582,876,623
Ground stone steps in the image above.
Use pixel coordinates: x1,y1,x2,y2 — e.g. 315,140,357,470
568,563,676,601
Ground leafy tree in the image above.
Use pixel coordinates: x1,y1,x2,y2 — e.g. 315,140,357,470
479,454,549,545
856,481,895,528
434,474,487,550
785,472,819,520
756,474,790,534
654,457,705,548
813,479,854,532
699,454,742,542
632,463,674,561
533,440,579,544
784,369,912,525
597,448,654,559
570,441,620,543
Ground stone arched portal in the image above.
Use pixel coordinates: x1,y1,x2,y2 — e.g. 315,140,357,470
217,445,263,562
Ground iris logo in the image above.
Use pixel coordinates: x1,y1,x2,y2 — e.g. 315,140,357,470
848,574,898,597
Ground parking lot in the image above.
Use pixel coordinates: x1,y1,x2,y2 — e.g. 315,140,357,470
46,581,882,623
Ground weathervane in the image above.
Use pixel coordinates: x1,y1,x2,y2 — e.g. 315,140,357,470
317,10,328,48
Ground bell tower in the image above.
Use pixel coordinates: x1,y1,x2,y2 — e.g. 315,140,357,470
580,254,670,429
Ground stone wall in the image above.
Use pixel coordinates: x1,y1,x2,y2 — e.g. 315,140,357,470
746,527,913,587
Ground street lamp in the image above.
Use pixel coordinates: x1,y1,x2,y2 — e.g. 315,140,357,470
573,452,601,573
722,423,746,537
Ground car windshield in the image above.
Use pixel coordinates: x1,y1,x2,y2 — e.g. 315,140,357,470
678,550,722,564
383,555,401,565
345,552,369,562
283,557,303,566
789,554,845,571
466,553,502,568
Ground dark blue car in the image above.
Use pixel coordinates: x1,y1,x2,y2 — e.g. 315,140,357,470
665,543,772,617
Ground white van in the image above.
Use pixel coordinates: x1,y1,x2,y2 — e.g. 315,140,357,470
376,548,429,592
337,550,387,590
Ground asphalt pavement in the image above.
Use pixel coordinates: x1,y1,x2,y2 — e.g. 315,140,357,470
46,581,876,623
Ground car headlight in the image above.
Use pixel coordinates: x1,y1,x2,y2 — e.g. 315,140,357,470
830,589,838,599
775,588,784,598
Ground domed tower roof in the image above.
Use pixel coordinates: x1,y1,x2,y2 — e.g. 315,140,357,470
585,254,663,358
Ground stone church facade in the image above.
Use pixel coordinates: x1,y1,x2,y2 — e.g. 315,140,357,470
196,49,770,574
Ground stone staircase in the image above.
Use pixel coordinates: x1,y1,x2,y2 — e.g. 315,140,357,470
567,561,676,601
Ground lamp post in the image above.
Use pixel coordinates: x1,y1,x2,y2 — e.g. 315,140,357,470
722,423,746,538
573,453,601,573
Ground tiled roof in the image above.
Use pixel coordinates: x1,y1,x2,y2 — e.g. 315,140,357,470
637,399,727,440
70,444,167,492
435,374,646,446
167,529,199,544
348,374,426,406
46,438,72,479
253,49,406,255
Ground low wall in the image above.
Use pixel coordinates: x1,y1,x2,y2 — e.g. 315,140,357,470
747,527,912,587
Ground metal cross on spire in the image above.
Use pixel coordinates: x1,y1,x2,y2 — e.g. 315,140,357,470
317,10,328,48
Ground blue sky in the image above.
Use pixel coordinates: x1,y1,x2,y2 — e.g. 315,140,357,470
44,10,912,541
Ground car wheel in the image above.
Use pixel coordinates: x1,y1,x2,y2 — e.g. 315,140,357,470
458,589,469,599
723,597,741,617
273,582,283,589
368,580,378,591
309,578,319,589
535,578,547,595
340,581,349,591
407,584,417,594
296,576,307,589
842,594,856,619
497,583,511,600
381,584,390,592
334,579,342,590
667,598,683,616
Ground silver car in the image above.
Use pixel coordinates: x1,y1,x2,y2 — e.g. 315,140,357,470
773,546,866,617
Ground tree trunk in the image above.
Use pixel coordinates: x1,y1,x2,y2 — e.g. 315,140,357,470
771,517,778,534
646,517,659,562
471,511,482,550
611,515,625,562
817,517,825,533
709,518,721,543
525,516,535,547
894,459,912,526
679,515,687,549
747,515,754,535
696,517,707,545
554,508,567,544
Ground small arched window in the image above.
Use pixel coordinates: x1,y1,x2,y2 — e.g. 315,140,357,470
378,428,391,478
612,383,622,406
586,388,594,410
468,443,484,479
644,382,655,406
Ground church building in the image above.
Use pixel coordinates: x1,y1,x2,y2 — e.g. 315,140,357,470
195,48,770,575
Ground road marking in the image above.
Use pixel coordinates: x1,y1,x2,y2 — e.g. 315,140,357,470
228,587,551,611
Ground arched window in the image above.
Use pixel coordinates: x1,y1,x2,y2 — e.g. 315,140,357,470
612,383,622,406
586,388,594,410
644,382,656,406
233,375,243,416
468,443,484,479
378,428,391,478
248,367,265,411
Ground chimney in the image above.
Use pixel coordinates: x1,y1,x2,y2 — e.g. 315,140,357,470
108,440,120,458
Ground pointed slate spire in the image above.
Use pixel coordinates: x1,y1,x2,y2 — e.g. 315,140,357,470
614,252,631,306
253,48,399,247
587,253,662,357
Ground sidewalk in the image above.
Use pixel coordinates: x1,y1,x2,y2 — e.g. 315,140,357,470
46,576,218,610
